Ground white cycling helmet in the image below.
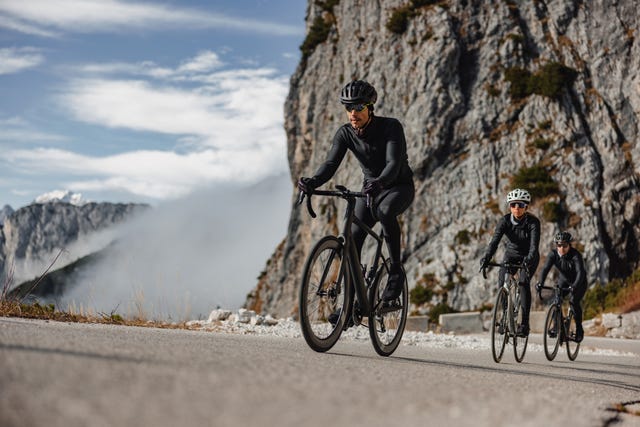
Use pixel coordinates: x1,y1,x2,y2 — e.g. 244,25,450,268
506,188,531,204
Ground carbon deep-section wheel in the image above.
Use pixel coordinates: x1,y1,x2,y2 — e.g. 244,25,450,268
368,260,408,357
299,236,351,352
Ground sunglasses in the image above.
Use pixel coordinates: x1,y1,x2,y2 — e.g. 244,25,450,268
344,103,369,112
509,202,527,209
557,243,569,248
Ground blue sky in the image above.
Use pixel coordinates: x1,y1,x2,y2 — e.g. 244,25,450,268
0,0,307,209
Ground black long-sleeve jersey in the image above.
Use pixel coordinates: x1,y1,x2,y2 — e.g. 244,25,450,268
538,247,587,289
311,116,414,187
485,213,541,260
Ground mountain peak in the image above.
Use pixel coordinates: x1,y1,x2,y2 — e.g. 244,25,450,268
34,190,88,206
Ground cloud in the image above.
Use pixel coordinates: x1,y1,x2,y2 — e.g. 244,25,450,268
60,52,289,150
56,173,293,320
0,116,67,143
6,145,287,199
0,0,302,37
4,50,290,202
0,47,45,75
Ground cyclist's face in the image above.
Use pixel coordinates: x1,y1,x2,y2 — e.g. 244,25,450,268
346,105,370,129
556,242,570,255
509,202,527,219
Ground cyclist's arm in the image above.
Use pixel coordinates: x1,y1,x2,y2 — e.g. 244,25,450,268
485,216,507,260
538,251,556,286
311,128,349,186
527,216,541,260
571,250,587,289
377,119,406,187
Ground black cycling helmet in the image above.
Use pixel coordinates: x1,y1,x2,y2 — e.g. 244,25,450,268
340,80,377,105
554,231,573,244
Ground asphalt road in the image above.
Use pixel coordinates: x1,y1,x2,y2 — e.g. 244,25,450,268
1,317,639,427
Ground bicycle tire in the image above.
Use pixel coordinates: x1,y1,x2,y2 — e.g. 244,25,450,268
513,290,528,363
368,260,408,357
299,236,351,352
491,288,508,363
565,309,580,361
543,305,561,361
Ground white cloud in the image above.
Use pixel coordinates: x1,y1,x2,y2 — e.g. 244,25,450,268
0,0,302,36
6,142,287,200
0,116,66,143
0,47,45,75
4,51,291,202
0,15,59,37
60,57,289,150
77,51,224,79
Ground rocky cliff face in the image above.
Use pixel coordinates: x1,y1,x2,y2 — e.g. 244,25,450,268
246,0,640,318
0,202,147,286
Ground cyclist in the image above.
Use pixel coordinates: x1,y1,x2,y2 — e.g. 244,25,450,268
480,188,541,337
535,231,587,342
298,79,415,304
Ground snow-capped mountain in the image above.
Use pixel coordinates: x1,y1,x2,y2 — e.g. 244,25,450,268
34,190,88,206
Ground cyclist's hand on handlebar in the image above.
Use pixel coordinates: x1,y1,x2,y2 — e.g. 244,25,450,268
297,177,318,194
363,178,383,197
479,255,490,272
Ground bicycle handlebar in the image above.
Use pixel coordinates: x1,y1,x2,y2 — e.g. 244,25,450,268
536,284,575,302
480,261,529,280
297,186,371,219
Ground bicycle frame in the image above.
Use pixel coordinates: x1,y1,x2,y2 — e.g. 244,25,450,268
482,261,529,363
539,285,576,342
302,186,386,317
484,261,527,333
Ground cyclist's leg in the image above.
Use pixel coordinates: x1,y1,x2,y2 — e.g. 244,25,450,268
352,196,377,258
571,281,587,341
518,254,538,335
372,183,414,300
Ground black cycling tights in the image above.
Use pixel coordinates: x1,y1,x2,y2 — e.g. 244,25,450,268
351,183,414,272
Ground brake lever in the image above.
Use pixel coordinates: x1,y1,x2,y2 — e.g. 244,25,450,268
306,192,316,218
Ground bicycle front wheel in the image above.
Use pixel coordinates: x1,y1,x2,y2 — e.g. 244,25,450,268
565,310,580,361
368,260,408,357
491,288,508,363
299,236,351,352
543,305,561,361
513,291,528,363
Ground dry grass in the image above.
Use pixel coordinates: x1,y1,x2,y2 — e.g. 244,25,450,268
0,299,192,329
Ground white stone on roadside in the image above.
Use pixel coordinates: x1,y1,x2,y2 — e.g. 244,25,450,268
251,315,264,326
208,309,232,322
263,315,279,326
601,313,621,329
235,308,256,324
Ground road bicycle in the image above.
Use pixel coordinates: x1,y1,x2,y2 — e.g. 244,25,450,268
537,284,580,361
481,261,530,363
297,185,408,356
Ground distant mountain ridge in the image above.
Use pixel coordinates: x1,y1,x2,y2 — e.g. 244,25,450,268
0,200,148,287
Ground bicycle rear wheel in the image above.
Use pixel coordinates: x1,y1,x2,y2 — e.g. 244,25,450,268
368,260,408,357
491,288,508,363
543,305,561,361
565,309,580,361
299,236,351,352
513,291,528,363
